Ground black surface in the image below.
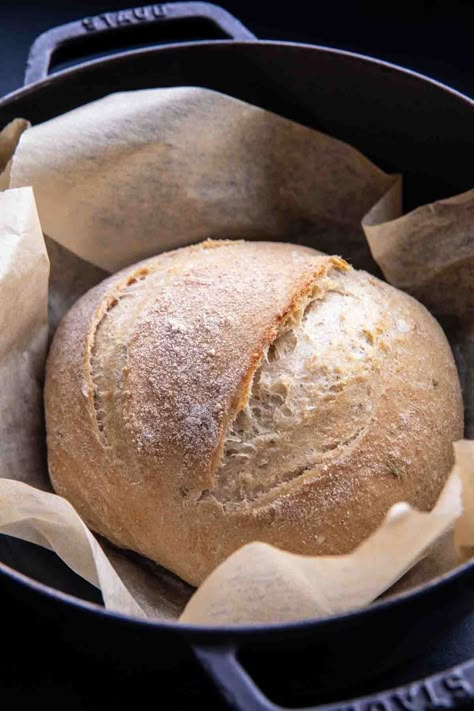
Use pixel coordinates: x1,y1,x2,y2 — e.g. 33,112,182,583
0,0,473,98
0,2,473,709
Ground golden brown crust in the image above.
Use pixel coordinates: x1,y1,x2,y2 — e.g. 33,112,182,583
45,240,464,586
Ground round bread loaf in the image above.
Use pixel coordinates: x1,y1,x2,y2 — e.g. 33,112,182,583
44,240,464,586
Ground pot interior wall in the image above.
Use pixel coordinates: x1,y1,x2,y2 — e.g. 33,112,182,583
1,41,472,212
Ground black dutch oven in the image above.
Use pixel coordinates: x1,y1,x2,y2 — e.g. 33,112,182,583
0,4,473,709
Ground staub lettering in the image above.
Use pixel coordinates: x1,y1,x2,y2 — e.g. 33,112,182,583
332,669,474,711
365,701,391,711
443,670,474,699
423,680,450,708
81,4,167,32
391,685,419,711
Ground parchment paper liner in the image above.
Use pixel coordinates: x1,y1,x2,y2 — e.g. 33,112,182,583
0,88,472,626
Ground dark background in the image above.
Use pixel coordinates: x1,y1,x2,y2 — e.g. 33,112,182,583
0,1,472,709
0,0,472,98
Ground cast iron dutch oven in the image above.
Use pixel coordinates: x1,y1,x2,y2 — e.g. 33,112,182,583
0,4,473,709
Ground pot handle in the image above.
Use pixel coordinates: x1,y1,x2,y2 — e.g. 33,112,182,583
193,643,474,710
24,2,256,86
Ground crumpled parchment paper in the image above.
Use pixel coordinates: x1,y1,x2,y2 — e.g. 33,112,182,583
0,87,472,626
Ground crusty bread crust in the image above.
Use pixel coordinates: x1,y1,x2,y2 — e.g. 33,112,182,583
45,240,464,586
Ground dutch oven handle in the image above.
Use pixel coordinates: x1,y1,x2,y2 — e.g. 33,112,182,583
192,643,474,710
24,2,256,86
